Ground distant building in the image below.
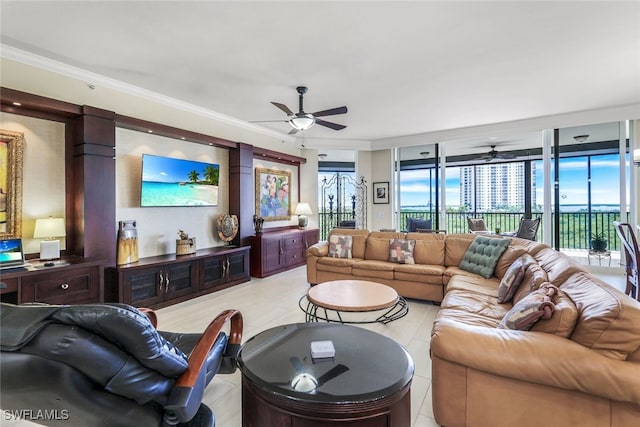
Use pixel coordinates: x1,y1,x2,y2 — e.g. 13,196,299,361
460,163,535,211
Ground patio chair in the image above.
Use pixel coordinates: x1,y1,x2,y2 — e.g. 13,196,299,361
0,302,243,427
614,221,639,300
513,216,541,241
467,217,489,234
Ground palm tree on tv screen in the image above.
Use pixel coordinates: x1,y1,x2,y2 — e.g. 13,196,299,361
188,170,200,183
204,165,219,186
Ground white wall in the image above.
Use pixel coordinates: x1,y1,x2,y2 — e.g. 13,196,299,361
368,149,394,231
116,128,231,258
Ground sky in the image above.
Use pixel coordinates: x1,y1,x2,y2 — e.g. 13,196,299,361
141,154,219,183
398,153,626,209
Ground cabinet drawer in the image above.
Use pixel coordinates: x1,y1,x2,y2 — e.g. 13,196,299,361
1,277,18,294
23,268,98,304
284,248,305,267
283,236,304,250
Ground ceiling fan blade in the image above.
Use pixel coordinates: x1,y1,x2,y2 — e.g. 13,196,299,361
250,120,289,123
288,128,299,135
271,102,294,115
316,118,346,131
311,106,348,117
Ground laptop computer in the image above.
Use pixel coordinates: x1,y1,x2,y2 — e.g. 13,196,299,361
0,238,30,270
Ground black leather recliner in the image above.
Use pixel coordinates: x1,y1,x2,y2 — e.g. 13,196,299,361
0,302,243,427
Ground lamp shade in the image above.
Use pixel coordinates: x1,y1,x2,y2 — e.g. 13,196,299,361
295,202,312,228
33,217,66,239
294,202,313,216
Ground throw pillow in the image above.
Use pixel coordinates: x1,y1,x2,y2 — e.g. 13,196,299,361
497,254,531,303
406,217,432,232
467,217,487,232
328,234,353,259
459,236,510,279
389,239,416,264
498,283,558,331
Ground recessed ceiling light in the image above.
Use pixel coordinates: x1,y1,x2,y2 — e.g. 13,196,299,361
488,136,498,140
147,130,153,133
12,102,21,106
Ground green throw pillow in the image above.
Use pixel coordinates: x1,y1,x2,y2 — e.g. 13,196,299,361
459,236,511,279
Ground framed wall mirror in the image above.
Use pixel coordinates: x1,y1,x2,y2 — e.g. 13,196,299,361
0,129,24,238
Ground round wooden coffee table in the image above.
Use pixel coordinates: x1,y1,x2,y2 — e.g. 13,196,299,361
299,280,409,324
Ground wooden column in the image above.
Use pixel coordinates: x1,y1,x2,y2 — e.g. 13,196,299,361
229,142,254,247
72,106,116,265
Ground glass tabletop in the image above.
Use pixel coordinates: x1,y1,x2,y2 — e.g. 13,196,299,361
237,323,414,404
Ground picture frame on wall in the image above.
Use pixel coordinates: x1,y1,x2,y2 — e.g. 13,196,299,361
255,167,291,221
0,130,24,238
373,181,389,204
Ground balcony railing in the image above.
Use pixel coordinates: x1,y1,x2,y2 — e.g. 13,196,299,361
318,210,623,251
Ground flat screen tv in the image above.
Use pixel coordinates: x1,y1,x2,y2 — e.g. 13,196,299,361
140,154,219,207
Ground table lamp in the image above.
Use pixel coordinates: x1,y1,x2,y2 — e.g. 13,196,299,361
294,202,312,229
33,217,66,260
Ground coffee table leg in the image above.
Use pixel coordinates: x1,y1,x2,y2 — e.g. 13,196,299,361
376,297,409,324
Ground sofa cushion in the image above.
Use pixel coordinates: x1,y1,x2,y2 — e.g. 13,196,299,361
530,287,578,338
444,234,476,266
441,289,509,322
328,234,353,258
351,260,395,280
459,236,511,279
406,217,432,232
389,239,415,264
534,247,588,285
512,256,548,304
328,229,369,259
498,283,558,331
497,254,530,303
393,264,445,283
446,274,500,297
494,246,527,279
365,237,392,261
316,257,361,275
407,235,446,265
560,272,640,360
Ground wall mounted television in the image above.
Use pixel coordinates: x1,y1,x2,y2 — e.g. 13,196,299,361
140,154,220,207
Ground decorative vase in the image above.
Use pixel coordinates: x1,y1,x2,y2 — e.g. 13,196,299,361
253,215,264,234
117,220,139,265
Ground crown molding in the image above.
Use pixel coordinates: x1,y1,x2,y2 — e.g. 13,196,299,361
1,44,297,143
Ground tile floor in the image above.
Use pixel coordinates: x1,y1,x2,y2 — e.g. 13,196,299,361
2,265,627,427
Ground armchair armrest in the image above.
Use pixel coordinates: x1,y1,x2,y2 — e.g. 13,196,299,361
138,307,158,328
176,309,243,388
164,309,243,424
307,241,329,257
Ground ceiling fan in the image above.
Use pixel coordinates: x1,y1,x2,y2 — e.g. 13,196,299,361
253,86,348,135
480,145,516,162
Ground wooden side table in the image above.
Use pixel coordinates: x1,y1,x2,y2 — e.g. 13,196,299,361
238,323,413,427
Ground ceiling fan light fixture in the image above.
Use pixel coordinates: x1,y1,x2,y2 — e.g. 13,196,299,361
573,134,589,143
289,114,315,131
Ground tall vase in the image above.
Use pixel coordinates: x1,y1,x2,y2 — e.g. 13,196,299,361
117,220,139,265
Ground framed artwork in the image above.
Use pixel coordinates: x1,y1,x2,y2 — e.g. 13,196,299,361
255,167,291,221
373,181,389,204
0,130,24,238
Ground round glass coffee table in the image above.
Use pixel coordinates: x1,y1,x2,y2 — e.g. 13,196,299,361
299,280,409,324
238,323,414,426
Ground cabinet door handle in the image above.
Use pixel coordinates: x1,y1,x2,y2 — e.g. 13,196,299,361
165,273,170,292
226,258,231,277
222,260,227,277
159,271,165,293
60,283,69,290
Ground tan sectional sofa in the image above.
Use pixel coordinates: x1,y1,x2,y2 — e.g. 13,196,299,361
306,228,640,427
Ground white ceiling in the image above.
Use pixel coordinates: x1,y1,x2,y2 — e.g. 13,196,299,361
1,1,639,149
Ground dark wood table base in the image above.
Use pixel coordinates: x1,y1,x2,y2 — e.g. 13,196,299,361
242,377,411,427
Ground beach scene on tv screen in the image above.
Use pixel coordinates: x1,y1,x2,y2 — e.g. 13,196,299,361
141,154,219,207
